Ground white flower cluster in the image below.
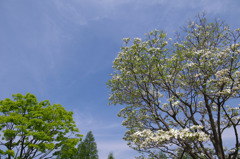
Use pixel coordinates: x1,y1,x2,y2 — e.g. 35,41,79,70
172,101,180,107
226,105,240,112
130,125,209,149
215,69,229,78
186,62,196,67
219,88,231,95
224,105,240,124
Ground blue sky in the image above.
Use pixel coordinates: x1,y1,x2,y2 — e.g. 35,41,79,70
0,0,240,158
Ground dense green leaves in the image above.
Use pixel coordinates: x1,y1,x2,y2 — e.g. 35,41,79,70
75,131,99,159
108,152,114,159
0,93,82,159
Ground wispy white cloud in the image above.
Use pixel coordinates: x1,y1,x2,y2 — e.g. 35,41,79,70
73,110,122,132
149,0,227,11
51,0,89,26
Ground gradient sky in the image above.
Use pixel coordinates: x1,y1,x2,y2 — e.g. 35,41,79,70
0,0,240,158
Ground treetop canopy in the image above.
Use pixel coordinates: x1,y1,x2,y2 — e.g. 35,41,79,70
107,14,240,159
0,93,82,159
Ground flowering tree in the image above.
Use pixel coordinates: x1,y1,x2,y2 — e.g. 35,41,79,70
107,14,240,159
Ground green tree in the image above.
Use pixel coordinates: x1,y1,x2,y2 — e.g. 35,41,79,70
76,131,98,159
108,152,114,159
107,13,240,159
149,151,167,159
136,151,167,159
0,93,82,159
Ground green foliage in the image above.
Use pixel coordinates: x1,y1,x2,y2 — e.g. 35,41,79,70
147,151,167,159
76,131,99,159
108,152,114,159
0,93,82,159
56,138,81,159
5,150,15,157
